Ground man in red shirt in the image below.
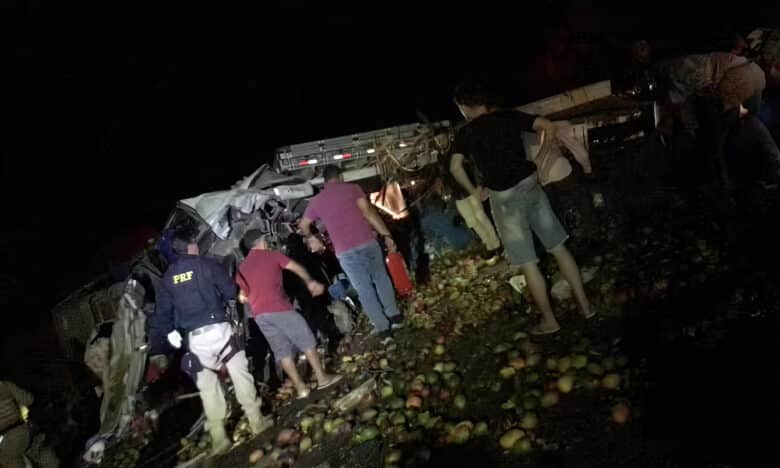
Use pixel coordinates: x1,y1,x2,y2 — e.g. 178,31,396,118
236,230,341,399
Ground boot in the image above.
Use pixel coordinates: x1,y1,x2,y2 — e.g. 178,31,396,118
247,409,274,435
208,423,231,456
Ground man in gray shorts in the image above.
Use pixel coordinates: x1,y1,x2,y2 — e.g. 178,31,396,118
449,82,595,334
237,230,341,398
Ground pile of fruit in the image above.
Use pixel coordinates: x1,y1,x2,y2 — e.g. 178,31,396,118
404,251,516,333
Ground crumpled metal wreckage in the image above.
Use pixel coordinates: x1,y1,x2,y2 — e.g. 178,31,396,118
53,165,315,462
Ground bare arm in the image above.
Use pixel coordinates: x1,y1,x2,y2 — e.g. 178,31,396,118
357,197,397,252
449,153,479,196
532,116,558,165
298,217,314,237
284,260,314,283
284,260,325,296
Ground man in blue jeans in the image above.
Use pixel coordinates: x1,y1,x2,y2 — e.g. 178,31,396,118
299,165,403,343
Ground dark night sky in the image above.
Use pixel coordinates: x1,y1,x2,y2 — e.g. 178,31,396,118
1,0,775,327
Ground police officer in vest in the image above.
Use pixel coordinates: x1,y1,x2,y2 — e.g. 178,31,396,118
149,233,272,455
0,380,59,468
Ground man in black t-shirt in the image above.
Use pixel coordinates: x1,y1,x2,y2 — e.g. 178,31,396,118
449,82,595,334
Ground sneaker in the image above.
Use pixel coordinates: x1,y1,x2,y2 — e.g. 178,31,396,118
209,425,231,456
481,247,502,261
317,374,343,390
249,414,274,436
390,316,404,330
376,330,393,345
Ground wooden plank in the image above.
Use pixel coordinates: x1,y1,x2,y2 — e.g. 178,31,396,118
516,81,612,116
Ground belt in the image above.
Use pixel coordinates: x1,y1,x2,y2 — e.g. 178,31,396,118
189,323,223,336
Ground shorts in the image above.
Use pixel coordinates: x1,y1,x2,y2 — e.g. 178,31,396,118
254,311,317,362
489,174,569,265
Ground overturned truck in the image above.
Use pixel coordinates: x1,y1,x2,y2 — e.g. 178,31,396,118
51,79,657,463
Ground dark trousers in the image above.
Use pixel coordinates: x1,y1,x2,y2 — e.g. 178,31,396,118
693,94,740,191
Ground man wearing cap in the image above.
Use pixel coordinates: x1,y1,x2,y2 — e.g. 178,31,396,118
299,165,403,342
236,231,341,399
148,233,271,455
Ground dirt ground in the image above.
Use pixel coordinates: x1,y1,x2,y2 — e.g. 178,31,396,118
7,176,780,468
172,188,780,468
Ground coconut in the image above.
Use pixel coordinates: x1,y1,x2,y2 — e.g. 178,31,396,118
556,375,574,394
525,372,540,384
540,391,560,408
571,355,588,369
513,331,529,341
433,344,446,356
391,412,406,426
389,397,405,410
493,343,510,354
447,421,473,444
249,449,265,465
500,399,516,410
313,412,325,423
433,362,445,373
453,394,467,409
443,362,457,373
473,421,488,436
499,367,516,379
381,385,395,399
509,357,526,370
601,373,621,390
587,363,605,376
545,357,559,371
512,438,533,454
300,416,315,433
380,358,390,369
354,425,380,443
426,373,440,386
522,396,539,410
446,375,462,389
410,380,426,393
385,449,402,465
520,413,538,430
558,357,572,373
611,402,631,423
499,429,525,450
406,395,423,409
526,354,542,367
360,409,378,422
299,436,313,452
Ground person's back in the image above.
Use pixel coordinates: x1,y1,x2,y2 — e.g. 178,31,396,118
238,249,291,315
160,255,232,332
305,181,375,254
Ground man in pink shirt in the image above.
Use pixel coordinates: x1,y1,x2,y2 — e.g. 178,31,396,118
299,165,402,342
237,230,341,399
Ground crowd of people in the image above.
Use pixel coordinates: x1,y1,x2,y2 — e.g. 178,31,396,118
36,31,776,461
